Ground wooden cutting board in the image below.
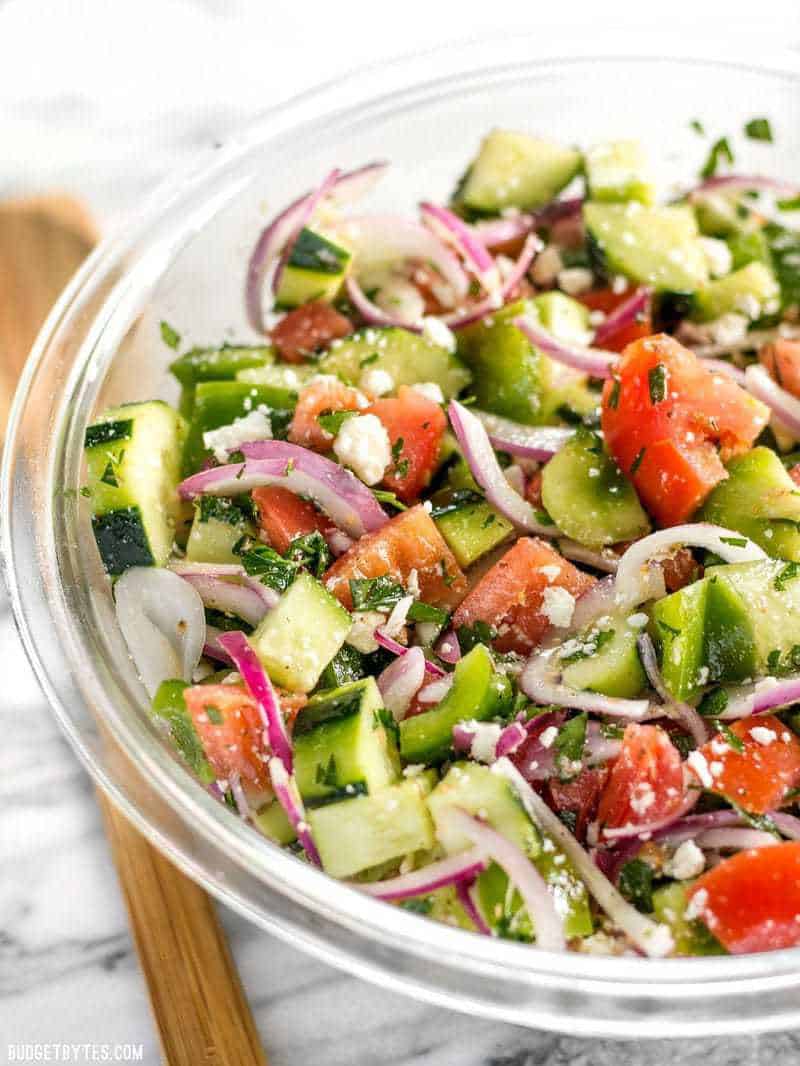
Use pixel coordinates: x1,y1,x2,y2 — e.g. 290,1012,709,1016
0,195,268,1066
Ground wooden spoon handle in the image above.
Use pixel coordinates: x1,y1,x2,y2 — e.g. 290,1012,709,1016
0,195,267,1066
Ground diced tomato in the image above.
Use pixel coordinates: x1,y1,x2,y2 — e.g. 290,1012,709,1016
759,338,800,399
184,684,270,791
596,723,685,832
451,537,595,655
288,376,366,452
324,504,467,610
601,334,769,526
367,386,446,504
525,468,544,509
687,842,800,954
279,690,307,729
579,286,653,353
790,463,800,489
546,767,609,843
252,485,333,553
690,715,800,814
271,301,353,363
660,547,702,592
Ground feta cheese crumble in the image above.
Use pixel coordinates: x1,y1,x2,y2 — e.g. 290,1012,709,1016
346,611,385,654
465,721,503,764
557,267,594,296
421,316,456,352
360,367,394,396
541,585,576,628
687,750,714,789
750,726,777,746
202,407,272,463
333,413,392,485
409,381,445,405
665,839,705,881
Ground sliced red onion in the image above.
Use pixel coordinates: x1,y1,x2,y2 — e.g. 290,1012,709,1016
443,234,541,329
268,756,321,866
655,809,745,848
613,524,766,611
174,571,275,628
442,807,565,952
601,775,699,841
217,630,293,772
332,214,469,299
495,758,674,957
533,196,584,229
475,411,575,461
769,812,800,841
471,214,535,249
515,315,618,379
374,628,446,679
452,721,475,754
417,675,454,704
179,441,388,540
568,574,618,634
228,770,252,822
420,202,502,301
377,645,426,720
456,878,492,935
324,527,354,558
170,560,279,611
324,160,390,208
696,827,779,851
717,675,800,720
435,629,461,664
448,400,557,536
495,720,528,759
700,358,747,385
521,647,651,720
636,632,709,747
203,625,235,666
514,710,564,782
271,168,342,299
344,275,423,332
745,363,800,437
114,567,206,697
592,286,651,348
355,846,488,901
584,720,624,765
504,463,526,497
557,539,619,574
691,174,799,198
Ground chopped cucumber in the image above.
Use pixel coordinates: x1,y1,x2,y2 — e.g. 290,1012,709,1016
275,227,351,309
185,496,255,565
399,645,513,765
700,447,800,562
727,230,771,272
692,261,780,322
249,572,351,693
308,776,436,878
651,578,709,702
453,129,581,215
236,363,317,391
150,679,214,784
253,800,296,845
704,573,757,685
532,291,591,344
293,678,401,807
170,344,274,418
585,140,655,205
317,326,470,400
584,203,708,292
317,644,367,690
540,428,650,548
434,498,514,567
693,189,762,238
561,615,647,699
85,401,186,574
181,380,296,474
651,882,725,956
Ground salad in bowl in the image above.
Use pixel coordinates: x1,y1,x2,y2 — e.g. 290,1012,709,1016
84,120,800,960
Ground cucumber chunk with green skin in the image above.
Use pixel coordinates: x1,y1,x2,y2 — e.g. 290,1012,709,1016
706,560,800,671
531,291,591,344
151,680,215,784
399,645,513,765
704,574,757,684
727,230,772,271
253,800,296,845
699,447,800,562
585,140,655,206
236,362,317,391
692,261,780,322
293,678,401,807
275,228,351,309
317,327,471,400
540,428,650,549
185,496,255,565
434,499,514,568
181,380,296,475
693,190,763,238
561,615,647,699
584,203,708,292
170,345,274,418
453,129,582,215
317,644,367,690
651,578,709,702
85,400,186,574
651,882,725,956
249,572,351,693
308,776,436,879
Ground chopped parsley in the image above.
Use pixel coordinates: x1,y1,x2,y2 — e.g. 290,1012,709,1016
700,136,734,180
359,352,380,367
618,859,654,913
719,536,747,548
238,543,298,594
732,803,781,838
744,117,773,143
284,531,331,578
775,561,800,591
630,447,646,476
160,320,181,350
400,897,433,914
429,489,484,518
350,575,406,612
777,195,800,212
648,363,668,405
371,488,408,511
456,620,496,653
715,721,744,754
698,687,729,718
204,704,223,725
689,118,705,136
317,409,358,435
554,712,587,776
407,602,449,626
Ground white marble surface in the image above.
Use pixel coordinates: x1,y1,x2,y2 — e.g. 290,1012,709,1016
4,1,800,1062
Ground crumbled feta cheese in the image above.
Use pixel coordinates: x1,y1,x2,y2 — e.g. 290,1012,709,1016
750,725,778,746
539,725,559,749
735,293,763,320
685,887,708,922
630,782,655,816
687,750,713,789
698,236,733,279
665,839,705,881
557,267,594,296
611,274,628,294
421,316,456,352
423,500,433,513
407,568,421,600
202,407,272,463
626,612,649,630
709,760,724,778
403,763,426,778
641,923,675,958
538,564,561,583
696,665,710,687
360,367,394,396
541,585,576,628
588,309,606,327
465,721,503,764
383,595,413,638
531,244,563,287
409,381,445,405
707,312,749,346
346,610,385,653
333,413,392,485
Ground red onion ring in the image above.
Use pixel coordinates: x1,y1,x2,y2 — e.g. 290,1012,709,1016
456,878,492,935
172,571,276,628
344,275,422,332
228,770,252,822
521,648,651,720
690,174,799,199
699,358,747,385
377,645,426,720
435,629,461,664
695,827,779,851
443,234,541,330
420,202,502,301
355,846,488,901
769,812,800,841
203,625,235,666
745,363,800,437
557,539,619,574
600,772,700,841
269,756,321,866
592,286,651,348
636,632,709,746
271,168,343,299
475,410,575,461
374,628,446,678
515,315,618,379
717,675,800,721
471,214,535,249
495,720,529,759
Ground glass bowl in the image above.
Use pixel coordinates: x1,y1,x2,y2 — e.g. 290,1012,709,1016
5,45,800,1038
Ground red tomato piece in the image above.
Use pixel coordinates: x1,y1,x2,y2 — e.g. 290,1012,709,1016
324,504,467,610
691,715,800,814
601,334,769,526
759,338,800,399
451,537,595,655
271,301,353,363
687,842,800,954
252,485,333,553
184,683,269,791
579,286,653,353
596,723,685,832
288,376,366,452
790,464,800,489
367,386,446,504
546,767,609,843
525,468,544,509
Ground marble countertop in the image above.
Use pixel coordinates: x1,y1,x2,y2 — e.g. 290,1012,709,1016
4,1,800,1062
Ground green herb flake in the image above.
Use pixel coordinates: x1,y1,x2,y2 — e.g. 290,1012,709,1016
372,706,400,742
777,196,800,212
767,648,783,673
648,363,668,405
391,437,405,462
400,897,433,914
160,320,181,350
317,409,358,435
698,687,729,718
608,378,621,410
700,137,734,180
80,485,92,498
371,488,408,511
619,858,654,914
350,575,406,612
238,543,299,594
689,119,705,136
439,559,456,588
204,704,223,725
554,712,587,775
715,721,745,754
407,602,449,627
775,561,800,591
732,803,781,837
630,447,646,476
285,530,332,578
456,620,497,653
359,352,380,368
744,117,773,143
720,536,747,547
